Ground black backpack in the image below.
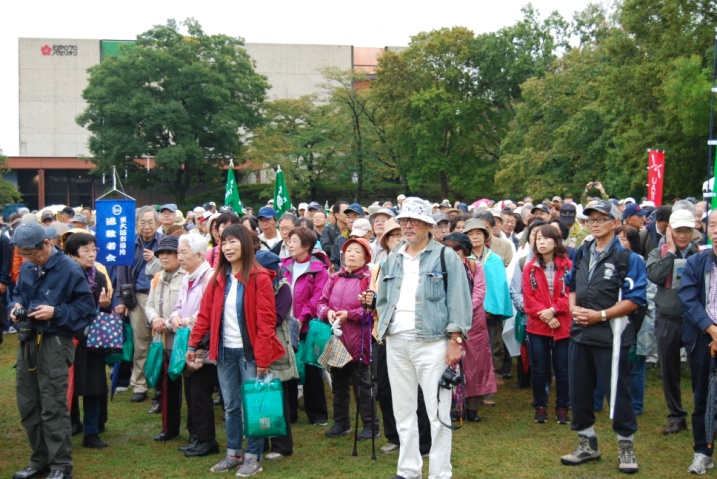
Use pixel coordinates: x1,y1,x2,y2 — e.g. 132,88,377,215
573,241,648,333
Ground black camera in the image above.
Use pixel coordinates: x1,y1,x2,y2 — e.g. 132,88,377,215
438,367,462,390
14,308,34,342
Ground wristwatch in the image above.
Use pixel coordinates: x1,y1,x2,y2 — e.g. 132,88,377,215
601,310,607,322
450,336,463,345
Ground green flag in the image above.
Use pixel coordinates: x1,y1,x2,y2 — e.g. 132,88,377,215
225,162,243,215
273,166,292,218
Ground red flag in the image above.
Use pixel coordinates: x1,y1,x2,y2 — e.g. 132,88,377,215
647,150,665,207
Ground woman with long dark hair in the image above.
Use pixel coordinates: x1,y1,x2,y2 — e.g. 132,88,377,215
187,225,284,476
522,224,572,424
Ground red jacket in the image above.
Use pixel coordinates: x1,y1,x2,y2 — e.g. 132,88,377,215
522,256,572,340
189,267,285,368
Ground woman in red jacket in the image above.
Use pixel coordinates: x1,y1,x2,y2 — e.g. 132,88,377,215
522,224,572,425
187,225,284,477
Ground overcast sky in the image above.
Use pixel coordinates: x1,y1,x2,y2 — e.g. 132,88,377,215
2,0,599,156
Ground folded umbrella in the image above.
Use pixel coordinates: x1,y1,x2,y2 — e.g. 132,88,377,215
707,348,717,449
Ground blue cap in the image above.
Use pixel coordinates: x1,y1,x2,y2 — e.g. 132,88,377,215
344,203,365,216
257,207,277,220
622,203,649,220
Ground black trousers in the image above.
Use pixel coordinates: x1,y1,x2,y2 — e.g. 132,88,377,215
686,333,713,456
157,349,182,435
568,340,637,437
184,363,217,442
374,342,431,453
303,364,328,424
266,380,294,456
655,314,688,422
331,362,378,430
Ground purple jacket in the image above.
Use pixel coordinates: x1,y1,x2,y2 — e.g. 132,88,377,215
281,252,330,333
316,264,372,365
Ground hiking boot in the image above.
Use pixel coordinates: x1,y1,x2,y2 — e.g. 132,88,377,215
357,426,380,441
534,406,547,424
466,410,481,422
325,424,352,437
687,452,714,475
561,435,601,465
82,434,108,449
556,408,570,425
210,455,243,473
617,440,638,474
235,458,263,477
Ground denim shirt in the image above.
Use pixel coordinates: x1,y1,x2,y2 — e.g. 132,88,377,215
218,271,246,362
376,238,472,342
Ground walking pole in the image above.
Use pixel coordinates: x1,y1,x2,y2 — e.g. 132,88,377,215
352,310,365,457
368,309,377,460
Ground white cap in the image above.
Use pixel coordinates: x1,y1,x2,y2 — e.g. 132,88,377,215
669,209,696,229
350,218,372,237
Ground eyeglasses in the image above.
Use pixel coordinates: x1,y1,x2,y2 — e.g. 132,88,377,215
387,232,402,239
139,220,156,227
398,218,422,226
587,217,612,225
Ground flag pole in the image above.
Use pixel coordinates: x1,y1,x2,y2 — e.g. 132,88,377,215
707,27,717,211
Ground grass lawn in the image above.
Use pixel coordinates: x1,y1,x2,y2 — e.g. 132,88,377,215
0,333,697,478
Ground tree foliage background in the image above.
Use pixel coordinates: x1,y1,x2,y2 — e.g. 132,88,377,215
77,18,268,205
76,2,716,207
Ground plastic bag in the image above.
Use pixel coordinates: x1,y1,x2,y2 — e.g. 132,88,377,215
514,311,526,344
296,339,306,384
121,322,134,363
144,338,164,389
302,319,332,367
242,375,286,438
168,327,190,381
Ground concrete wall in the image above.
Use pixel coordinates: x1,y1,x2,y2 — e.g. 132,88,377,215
243,43,353,100
19,38,99,157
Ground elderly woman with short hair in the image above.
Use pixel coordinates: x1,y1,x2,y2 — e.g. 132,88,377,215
169,234,218,457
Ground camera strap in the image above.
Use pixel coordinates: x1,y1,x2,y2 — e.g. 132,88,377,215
436,359,464,431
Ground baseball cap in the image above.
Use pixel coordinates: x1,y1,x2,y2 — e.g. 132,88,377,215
559,203,576,219
397,194,406,202
440,200,451,208
344,203,365,217
431,213,450,225
669,210,696,230
395,197,436,226
622,203,649,220
11,222,55,248
298,202,308,211
307,201,321,211
584,200,620,220
160,203,178,213
257,207,277,220
552,196,563,203
369,208,395,223
61,206,75,217
350,218,372,237
71,214,88,224
531,204,550,215
41,211,54,222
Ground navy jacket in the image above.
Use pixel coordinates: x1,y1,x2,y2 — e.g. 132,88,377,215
12,250,95,337
679,250,716,353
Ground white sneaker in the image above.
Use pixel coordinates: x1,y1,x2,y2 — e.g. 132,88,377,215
688,453,714,475
265,452,284,460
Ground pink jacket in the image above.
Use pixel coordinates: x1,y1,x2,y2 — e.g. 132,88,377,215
316,264,372,365
281,252,330,333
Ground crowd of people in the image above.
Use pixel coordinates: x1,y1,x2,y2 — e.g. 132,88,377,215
1,183,715,478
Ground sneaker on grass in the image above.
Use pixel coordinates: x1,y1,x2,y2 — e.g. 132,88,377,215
617,440,638,474
534,406,547,424
357,427,381,441
561,435,601,466
325,424,352,437
236,458,263,477
687,453,714,475
210,455,243,473
556,408,570,425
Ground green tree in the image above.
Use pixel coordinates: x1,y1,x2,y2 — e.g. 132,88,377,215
247,96,347,200
77,18,269,205
0,149,22,206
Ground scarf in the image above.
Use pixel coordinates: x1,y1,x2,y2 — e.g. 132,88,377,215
84,266,97,294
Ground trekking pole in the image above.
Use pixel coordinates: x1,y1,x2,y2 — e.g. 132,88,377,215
367,310,376,460
352,309,365,457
